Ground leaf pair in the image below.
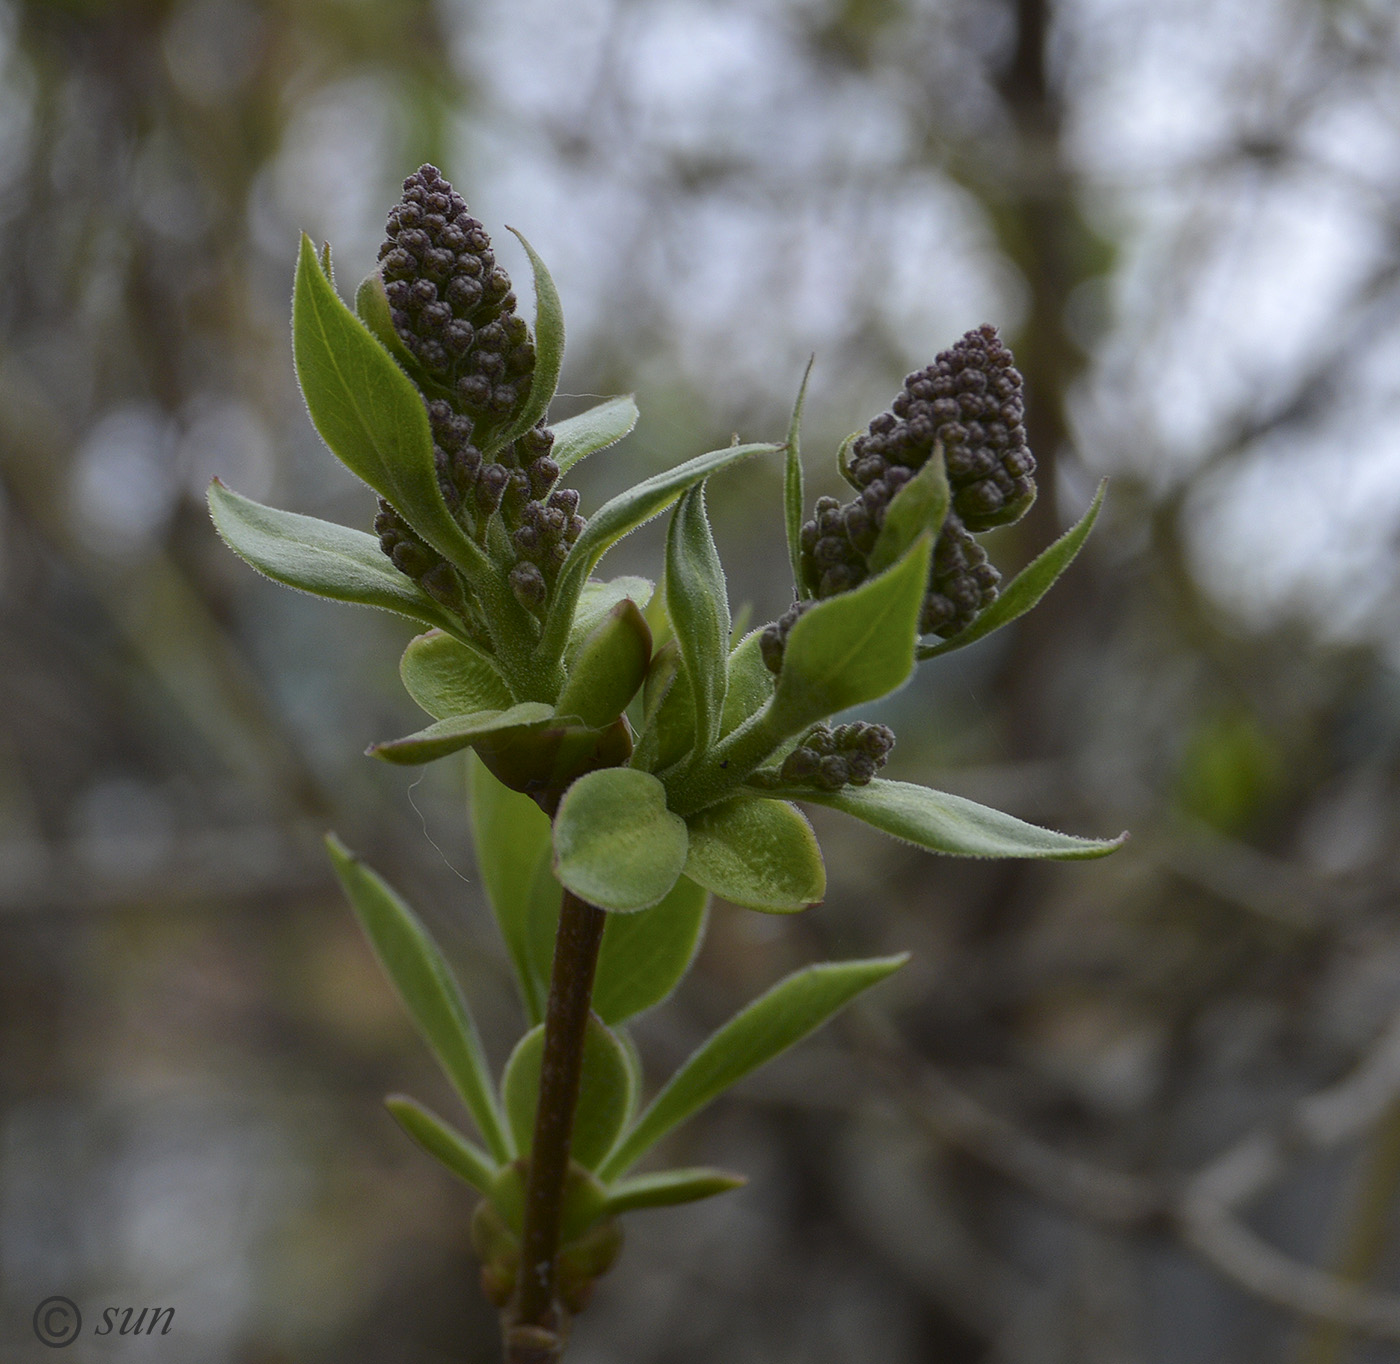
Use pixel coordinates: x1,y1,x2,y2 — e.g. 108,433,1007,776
553,768,827,915
330,832,903,1218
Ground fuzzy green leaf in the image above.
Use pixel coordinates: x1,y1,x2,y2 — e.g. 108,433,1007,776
537,440,781,667
486,228,565,456
353,268,421,373
684,797,825,912
292,235,487,581
771,533,932,733
502,1016,635,1170
602,1168,746,1216
631,641,696,774
553,396,640,476
367,702,554,766
918,480,1108,660
400,631,514,719
555,599,652,729
207,482,468,639
665,484,729,755
468,755,557,1024
599,954,908,1179
720,629,776,738
801,778,1128,859
866,455,950,577
326,836,511,1161
784,360,813,596
568,576,655,662
593,875,710,1024
553,768,689,912
385,1094,497,1194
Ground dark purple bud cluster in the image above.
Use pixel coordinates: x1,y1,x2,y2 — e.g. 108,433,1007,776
767,324,1034,672
923,517,1000,637
849,323,1035,533
379,165,534,434
750,722,895,792
760,599,814,675
373,499,466,615
373,167,586,621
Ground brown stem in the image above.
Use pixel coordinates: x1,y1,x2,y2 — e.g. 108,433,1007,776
504,886,607,1362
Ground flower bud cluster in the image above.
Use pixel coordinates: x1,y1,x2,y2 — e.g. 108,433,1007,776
750,722,895,792
849,323,1035,533
373,166,586,620
379,165,533,434
765,324,1034,673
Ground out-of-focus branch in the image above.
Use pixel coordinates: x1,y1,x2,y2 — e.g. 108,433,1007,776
854,1002,1400,1342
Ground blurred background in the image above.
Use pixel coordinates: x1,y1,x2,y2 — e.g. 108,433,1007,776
3,0,1400,1360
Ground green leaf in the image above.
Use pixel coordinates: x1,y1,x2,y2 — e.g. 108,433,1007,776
207,481,468,639
552,396,640,476
385,1094,497,1194
720,629,775,738
291,234,488,582
537,440,781,668
684,796,825,912
784,359,813,596
866,455,949,577
568,576,655,663
836,429,862,490
771,533,932,734
555,599,652,729
353,267,422,374
918,480,1108,660
487,228,565,456
630,641,695,774
501,1016,636,1170
602,1168,746,1216
553,768,689,912
598,954,909,1179
665,484,729,755
800,778,1128,859
400,631,514,719
593,875,710,1024
326,835,511,1161
469,755,557,1025
367,702,554,766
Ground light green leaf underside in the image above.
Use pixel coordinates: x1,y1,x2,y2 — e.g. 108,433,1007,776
385,1094,497,1194
538,440,781,666
593,875,710,1024
772,533,931,732
468,755,557,1025
326,836,510,1162
553,768,689,912
552,395,640,476
502,1016,635,1170
919,479,1108,660
721,629,775,738
292,234,486,581
599,955,908,1180
401,631,514,719
368,702,554,765
602,1167,747,1216
665,484,730,755
800,778,1127,860
568,576,655,662
207,482,467,639
684,797,825,913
